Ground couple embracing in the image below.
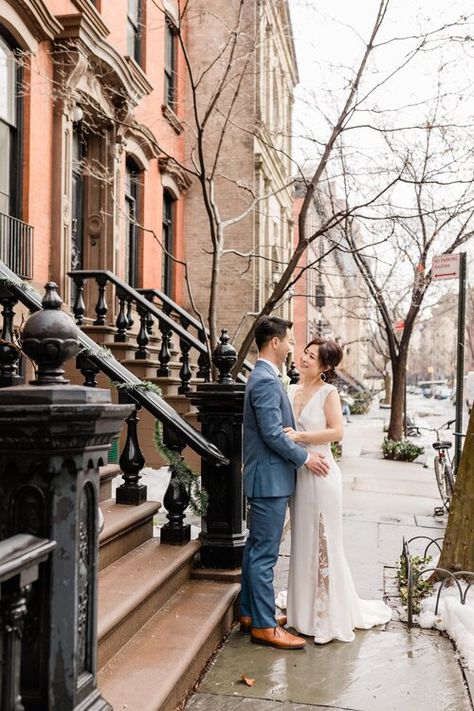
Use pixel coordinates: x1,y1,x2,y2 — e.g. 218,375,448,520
240,316,391,649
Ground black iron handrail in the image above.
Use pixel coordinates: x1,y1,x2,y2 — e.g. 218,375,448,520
70,270,207,355
0,260,228,465
137,286,254,383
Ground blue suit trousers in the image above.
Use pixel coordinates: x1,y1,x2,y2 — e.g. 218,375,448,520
240,496,288,629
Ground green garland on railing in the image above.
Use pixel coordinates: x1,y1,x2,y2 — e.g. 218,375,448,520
80,344,114,360
110,380,208,516
0,276,31,292
111,379,162,395
154,421,209,516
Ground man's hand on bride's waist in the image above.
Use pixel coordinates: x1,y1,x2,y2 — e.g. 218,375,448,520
305,452,329,477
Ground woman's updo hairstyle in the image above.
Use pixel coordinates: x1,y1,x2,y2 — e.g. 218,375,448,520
306,337,343,383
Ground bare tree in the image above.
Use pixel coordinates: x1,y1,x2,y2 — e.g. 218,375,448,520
234,0,474,372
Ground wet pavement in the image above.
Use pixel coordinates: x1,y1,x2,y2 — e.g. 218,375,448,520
191,625,468,711
185,400,473,711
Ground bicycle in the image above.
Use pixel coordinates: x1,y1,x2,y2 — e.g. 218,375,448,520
417,419,464,515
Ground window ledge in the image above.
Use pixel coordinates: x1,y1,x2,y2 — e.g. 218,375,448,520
161,104,183,135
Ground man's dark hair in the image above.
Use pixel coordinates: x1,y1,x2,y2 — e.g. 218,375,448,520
255,316,293,351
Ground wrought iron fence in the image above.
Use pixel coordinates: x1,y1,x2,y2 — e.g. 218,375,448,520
0,213,33,280
401,535,474,629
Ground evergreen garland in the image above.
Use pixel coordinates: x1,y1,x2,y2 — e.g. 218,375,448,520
80,344,114,360
110,380,208,515
111,379,162,395
154,420,209,516
0,276,31,292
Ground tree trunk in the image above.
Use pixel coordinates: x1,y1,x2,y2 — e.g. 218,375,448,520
437,408,474,572
387,355,406,440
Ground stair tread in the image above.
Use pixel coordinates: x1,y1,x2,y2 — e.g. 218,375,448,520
99,499,160,545
99,464,121,481
98,579,240,711
98,538,201,640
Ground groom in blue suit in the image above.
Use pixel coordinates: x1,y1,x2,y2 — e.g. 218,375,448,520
240,316,329,649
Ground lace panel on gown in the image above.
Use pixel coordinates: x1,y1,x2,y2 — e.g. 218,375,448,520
313,513,331,641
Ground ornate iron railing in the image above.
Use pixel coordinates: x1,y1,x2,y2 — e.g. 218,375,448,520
0,260,227,467
68,271,255,386
401,535,474,630
136,286,255,384
0,213,33,280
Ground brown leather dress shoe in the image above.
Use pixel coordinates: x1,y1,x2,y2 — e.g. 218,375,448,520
240,614,287,634
251,626,306,649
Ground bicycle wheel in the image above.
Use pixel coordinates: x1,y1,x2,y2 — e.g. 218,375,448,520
444,464,455,500
434,457,450,506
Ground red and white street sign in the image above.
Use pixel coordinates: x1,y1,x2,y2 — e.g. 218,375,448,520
432,254,460,280
394,319,405,332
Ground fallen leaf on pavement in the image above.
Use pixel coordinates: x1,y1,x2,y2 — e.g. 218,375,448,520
240,674,256,687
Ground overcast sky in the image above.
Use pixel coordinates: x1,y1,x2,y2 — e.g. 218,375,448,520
289,0,474,158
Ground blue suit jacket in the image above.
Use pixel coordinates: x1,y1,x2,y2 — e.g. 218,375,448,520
243,360,308,498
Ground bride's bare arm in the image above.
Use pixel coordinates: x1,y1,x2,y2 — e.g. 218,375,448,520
284,390,344,444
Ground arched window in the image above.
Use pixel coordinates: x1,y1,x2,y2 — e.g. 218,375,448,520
0,30,21,217
125,158,142,287
162,190,175,297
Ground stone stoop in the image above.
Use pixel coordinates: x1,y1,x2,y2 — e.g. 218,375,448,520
76,323,240,709
98,578,240,711
99,500,161,571
99,464,121,502
98,539,201,668
96,500,240,711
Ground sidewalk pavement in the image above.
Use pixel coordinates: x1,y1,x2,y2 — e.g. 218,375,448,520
185,407,473,711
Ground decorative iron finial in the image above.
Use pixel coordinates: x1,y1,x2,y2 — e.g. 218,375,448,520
22,282,80,385
212,329,237,384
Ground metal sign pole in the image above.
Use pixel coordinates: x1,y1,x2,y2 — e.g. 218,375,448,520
455,252,466,470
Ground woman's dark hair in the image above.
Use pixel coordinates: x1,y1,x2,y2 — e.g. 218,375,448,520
305,337,343,382
255,316,293,350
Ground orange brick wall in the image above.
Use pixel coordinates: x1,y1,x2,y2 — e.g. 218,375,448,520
2,0,186,302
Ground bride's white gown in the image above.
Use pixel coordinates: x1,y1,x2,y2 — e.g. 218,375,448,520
277,383,391,643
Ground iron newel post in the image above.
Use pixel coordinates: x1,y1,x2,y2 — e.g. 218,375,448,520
188,329,247,569
0,283,133,711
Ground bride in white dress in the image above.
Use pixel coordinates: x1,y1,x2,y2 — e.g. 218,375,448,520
277,337,391,644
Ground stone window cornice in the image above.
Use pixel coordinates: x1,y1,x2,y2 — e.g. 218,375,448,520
56,13,153,105
1,0,63,44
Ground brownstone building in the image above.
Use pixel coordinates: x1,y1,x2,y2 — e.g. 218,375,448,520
0,0,189,303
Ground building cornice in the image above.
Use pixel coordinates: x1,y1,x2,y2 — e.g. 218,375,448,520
158,156,192,193
70,0,110,39
56,13,153,105
3,0,63,41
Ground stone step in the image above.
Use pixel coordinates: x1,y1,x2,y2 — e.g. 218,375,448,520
98,538,201,668
99,464,121,502
98,578,240,711
99,499,160,571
